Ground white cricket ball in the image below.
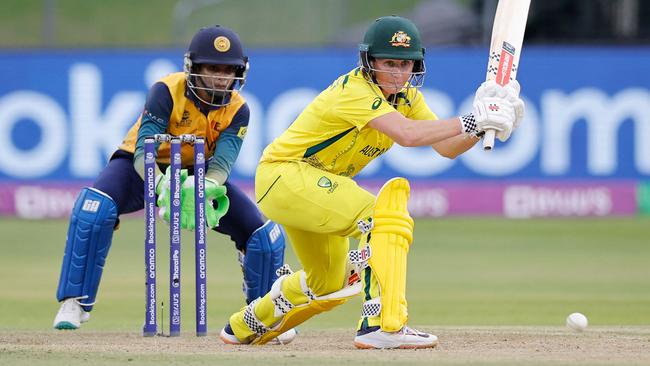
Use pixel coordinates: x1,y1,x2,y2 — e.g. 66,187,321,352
566,312,588,332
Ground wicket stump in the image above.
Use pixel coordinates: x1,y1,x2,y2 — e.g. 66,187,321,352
143,133,207,337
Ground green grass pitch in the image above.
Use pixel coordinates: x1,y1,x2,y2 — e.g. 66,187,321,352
1,217,648,365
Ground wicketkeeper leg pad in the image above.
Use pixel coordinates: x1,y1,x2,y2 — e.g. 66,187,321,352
56,187,118,312
365,177,414,332
240,220,286,303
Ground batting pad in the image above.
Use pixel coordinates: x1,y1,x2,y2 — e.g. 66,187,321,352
367,177,414,332
252,280,360,345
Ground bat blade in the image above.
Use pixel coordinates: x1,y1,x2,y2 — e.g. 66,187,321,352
483,0,531,150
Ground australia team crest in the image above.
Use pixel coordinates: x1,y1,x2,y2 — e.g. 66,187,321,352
390,31,411,48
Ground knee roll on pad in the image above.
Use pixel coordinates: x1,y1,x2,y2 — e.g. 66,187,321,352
56,187,117,312
366,177,414,332
241,220,286,303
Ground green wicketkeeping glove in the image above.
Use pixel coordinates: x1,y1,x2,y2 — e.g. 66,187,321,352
179,176,229,229
156,166,189,224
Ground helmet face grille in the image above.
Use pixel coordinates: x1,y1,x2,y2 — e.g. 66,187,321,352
359,51,426,107
185,67,247,107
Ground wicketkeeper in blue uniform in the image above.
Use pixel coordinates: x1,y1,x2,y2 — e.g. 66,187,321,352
53,25,295,343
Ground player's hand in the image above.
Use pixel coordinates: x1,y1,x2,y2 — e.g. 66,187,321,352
472,95,516,142
179,176,229,229
156,167,188,224
475,80,525,129
474,80,503,99
205,178,229,228
501,80,525,130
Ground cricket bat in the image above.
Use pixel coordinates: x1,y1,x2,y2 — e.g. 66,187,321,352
482,0,531,150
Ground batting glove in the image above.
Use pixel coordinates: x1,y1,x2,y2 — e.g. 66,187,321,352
471,95,516,142
475,80,525,130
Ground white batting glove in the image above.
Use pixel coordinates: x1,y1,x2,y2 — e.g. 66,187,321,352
474,80,504,99
501,80,525,130
472,96,516,142
475,80,525,129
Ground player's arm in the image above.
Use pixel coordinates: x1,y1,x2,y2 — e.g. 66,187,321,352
400,91,479,158
370,83,520,154
133,82,173,179
372,92,478,159
368,112,464,147
430,134,479,158
205,103,250,185
427,80,524,157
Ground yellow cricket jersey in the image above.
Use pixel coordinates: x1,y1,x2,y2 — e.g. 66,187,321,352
119,72,245,166
260,68,437,177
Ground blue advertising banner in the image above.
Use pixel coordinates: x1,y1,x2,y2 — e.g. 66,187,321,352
1,47,650,182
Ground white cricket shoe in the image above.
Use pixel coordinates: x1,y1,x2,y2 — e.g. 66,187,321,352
53,298,91,330
354,325,438,349
219,323,297,345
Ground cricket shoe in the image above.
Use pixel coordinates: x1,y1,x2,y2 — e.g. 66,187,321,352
53,298,91,330
353,325,438,349
219,323,297,345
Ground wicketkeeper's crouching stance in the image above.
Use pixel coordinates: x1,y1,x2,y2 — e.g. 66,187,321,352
219,16,524,349
53,25,295,344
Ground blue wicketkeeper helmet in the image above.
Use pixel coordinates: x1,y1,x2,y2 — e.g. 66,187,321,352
184,25,249,106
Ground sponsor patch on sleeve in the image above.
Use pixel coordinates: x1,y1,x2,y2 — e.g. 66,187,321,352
237,126,247,139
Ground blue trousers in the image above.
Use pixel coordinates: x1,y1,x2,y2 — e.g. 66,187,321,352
94,150,263,251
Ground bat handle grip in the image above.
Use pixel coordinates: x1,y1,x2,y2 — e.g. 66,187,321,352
483,129,496,150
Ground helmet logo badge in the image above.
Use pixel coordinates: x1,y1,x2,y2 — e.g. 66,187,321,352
390,31,411,48
214,36,231,52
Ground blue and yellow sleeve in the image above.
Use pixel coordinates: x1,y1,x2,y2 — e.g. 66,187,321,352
132,82,173,178
134,82,173,160
206,103,250,184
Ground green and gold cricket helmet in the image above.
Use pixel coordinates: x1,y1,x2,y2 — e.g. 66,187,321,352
360,15,425,62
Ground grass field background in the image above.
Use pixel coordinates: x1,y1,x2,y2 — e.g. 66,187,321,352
1,216,649,334
0,0,423,47
1,216,649,365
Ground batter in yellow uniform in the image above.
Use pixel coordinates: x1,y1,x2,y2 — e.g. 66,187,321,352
220,16,524,349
